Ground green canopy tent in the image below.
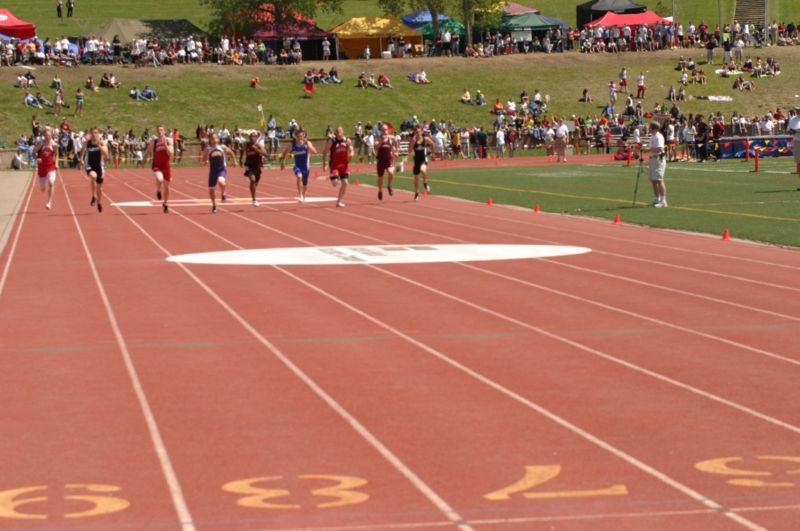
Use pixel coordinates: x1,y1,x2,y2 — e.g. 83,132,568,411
501,12,558,42
418,18,466,41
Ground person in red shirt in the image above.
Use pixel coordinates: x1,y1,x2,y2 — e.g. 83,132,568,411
35,128,59,210
322,126,354,208
145,125,174,213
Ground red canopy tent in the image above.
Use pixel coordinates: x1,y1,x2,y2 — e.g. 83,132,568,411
585,10,670,28
0,9,36,39
252,20,331,40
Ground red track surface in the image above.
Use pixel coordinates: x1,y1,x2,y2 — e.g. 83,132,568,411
1,166,799,531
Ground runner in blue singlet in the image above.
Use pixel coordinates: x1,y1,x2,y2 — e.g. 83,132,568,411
280,129,317,202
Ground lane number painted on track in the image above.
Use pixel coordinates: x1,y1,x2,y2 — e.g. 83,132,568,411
484,465,628,501
168,244,592,266
222,475,369,510
0,484,129,520
695,456,800,488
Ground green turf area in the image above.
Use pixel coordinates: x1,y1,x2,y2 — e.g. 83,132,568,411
379,157,800,247
3,1,209,40
4,46,799,143
9,0,800,40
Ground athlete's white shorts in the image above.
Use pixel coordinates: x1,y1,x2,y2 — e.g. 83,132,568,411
38,171,56,190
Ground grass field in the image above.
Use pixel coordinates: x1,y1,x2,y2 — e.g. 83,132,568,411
382,157,800,247
8,0,800,39
3,46,799,144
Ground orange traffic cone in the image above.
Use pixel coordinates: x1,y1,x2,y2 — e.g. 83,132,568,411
612,214,621,225
534,204,541,214
353,179,360,186
487,198,493,206
722,228,730,241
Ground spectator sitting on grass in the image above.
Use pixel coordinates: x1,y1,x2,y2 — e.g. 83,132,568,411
378,74,393,89
367,73,380,89
142,86,158,100
733,75,755,91
492,98,504,115
16,74,29,88
23,90,42,108
356,72,368,88
36,92,54,108
328,67,342,84
86,76,99,92
461,88,472,104
250,76,260,88
581,88,593,103
414,68,431,84
475,89,486,105
51,75,63,90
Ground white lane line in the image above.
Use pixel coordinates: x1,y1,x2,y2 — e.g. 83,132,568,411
0,174,35,298
106,176,475,531
151,179,767,531
390,199,800,290
287,203,800,370
60,176,196,531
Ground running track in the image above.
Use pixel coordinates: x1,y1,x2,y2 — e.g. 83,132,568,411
1,166,799,531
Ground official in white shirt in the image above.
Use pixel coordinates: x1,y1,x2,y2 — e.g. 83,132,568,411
648,122,667,207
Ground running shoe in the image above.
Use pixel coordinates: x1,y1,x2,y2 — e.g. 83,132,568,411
221,194,227,202
156,190,162,201
336,201,345,208
298,194,305,203
212,205,217,214
45,202,51,210
387,186,393,196
424,182,431,193
654,200,668,208
414,192,419,202
252,200,260,207
378,191,383,201
90,196,96,206
163,203,169,213
97,202,103,213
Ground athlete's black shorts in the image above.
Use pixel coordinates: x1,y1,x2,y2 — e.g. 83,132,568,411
87,165,104,183
413,157,427,176
244,166,262,183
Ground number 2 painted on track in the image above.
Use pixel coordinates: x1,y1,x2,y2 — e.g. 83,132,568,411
222,475,369,510
484,465,628,501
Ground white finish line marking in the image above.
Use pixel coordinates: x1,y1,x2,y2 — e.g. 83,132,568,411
167,244,591,266
112,197,336,207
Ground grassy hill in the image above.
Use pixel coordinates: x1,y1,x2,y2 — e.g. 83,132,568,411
9,0,800,39
3,46,798,144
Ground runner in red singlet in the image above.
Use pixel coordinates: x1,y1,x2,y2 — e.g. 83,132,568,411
35,128,59,210
145,125,174,213
322,126,353,208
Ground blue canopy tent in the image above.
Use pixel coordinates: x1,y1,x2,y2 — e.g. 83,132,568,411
538,14,570,30
402,10,450,29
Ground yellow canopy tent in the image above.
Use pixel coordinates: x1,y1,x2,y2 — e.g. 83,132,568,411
329,16,422,59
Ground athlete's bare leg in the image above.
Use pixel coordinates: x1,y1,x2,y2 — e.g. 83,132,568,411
219,178,227,201
337,178,348,203
209,188,217,212
249,178,257,201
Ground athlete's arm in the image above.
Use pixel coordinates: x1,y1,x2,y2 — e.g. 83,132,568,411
77,143,87,167
100,141,110,162
347,139,354,160
279,144,291,169
54,145,59,169
143,139,153,160
225,146,237,166
306,140,317,155
165,137,174,157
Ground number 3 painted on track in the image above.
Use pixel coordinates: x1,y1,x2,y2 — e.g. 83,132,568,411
695,456,800,487
484,465,628,501
222,475,369,510
0,484,130,520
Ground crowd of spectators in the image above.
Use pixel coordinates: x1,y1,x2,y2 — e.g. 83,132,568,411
2,18,798,69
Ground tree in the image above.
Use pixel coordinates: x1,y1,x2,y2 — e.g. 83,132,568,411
378,0,448,46
200,0,343,37
461,0,503,47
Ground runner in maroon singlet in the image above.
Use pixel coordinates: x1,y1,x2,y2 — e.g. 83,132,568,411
322,126,353,208
375,124,398,201
145,125,174,213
